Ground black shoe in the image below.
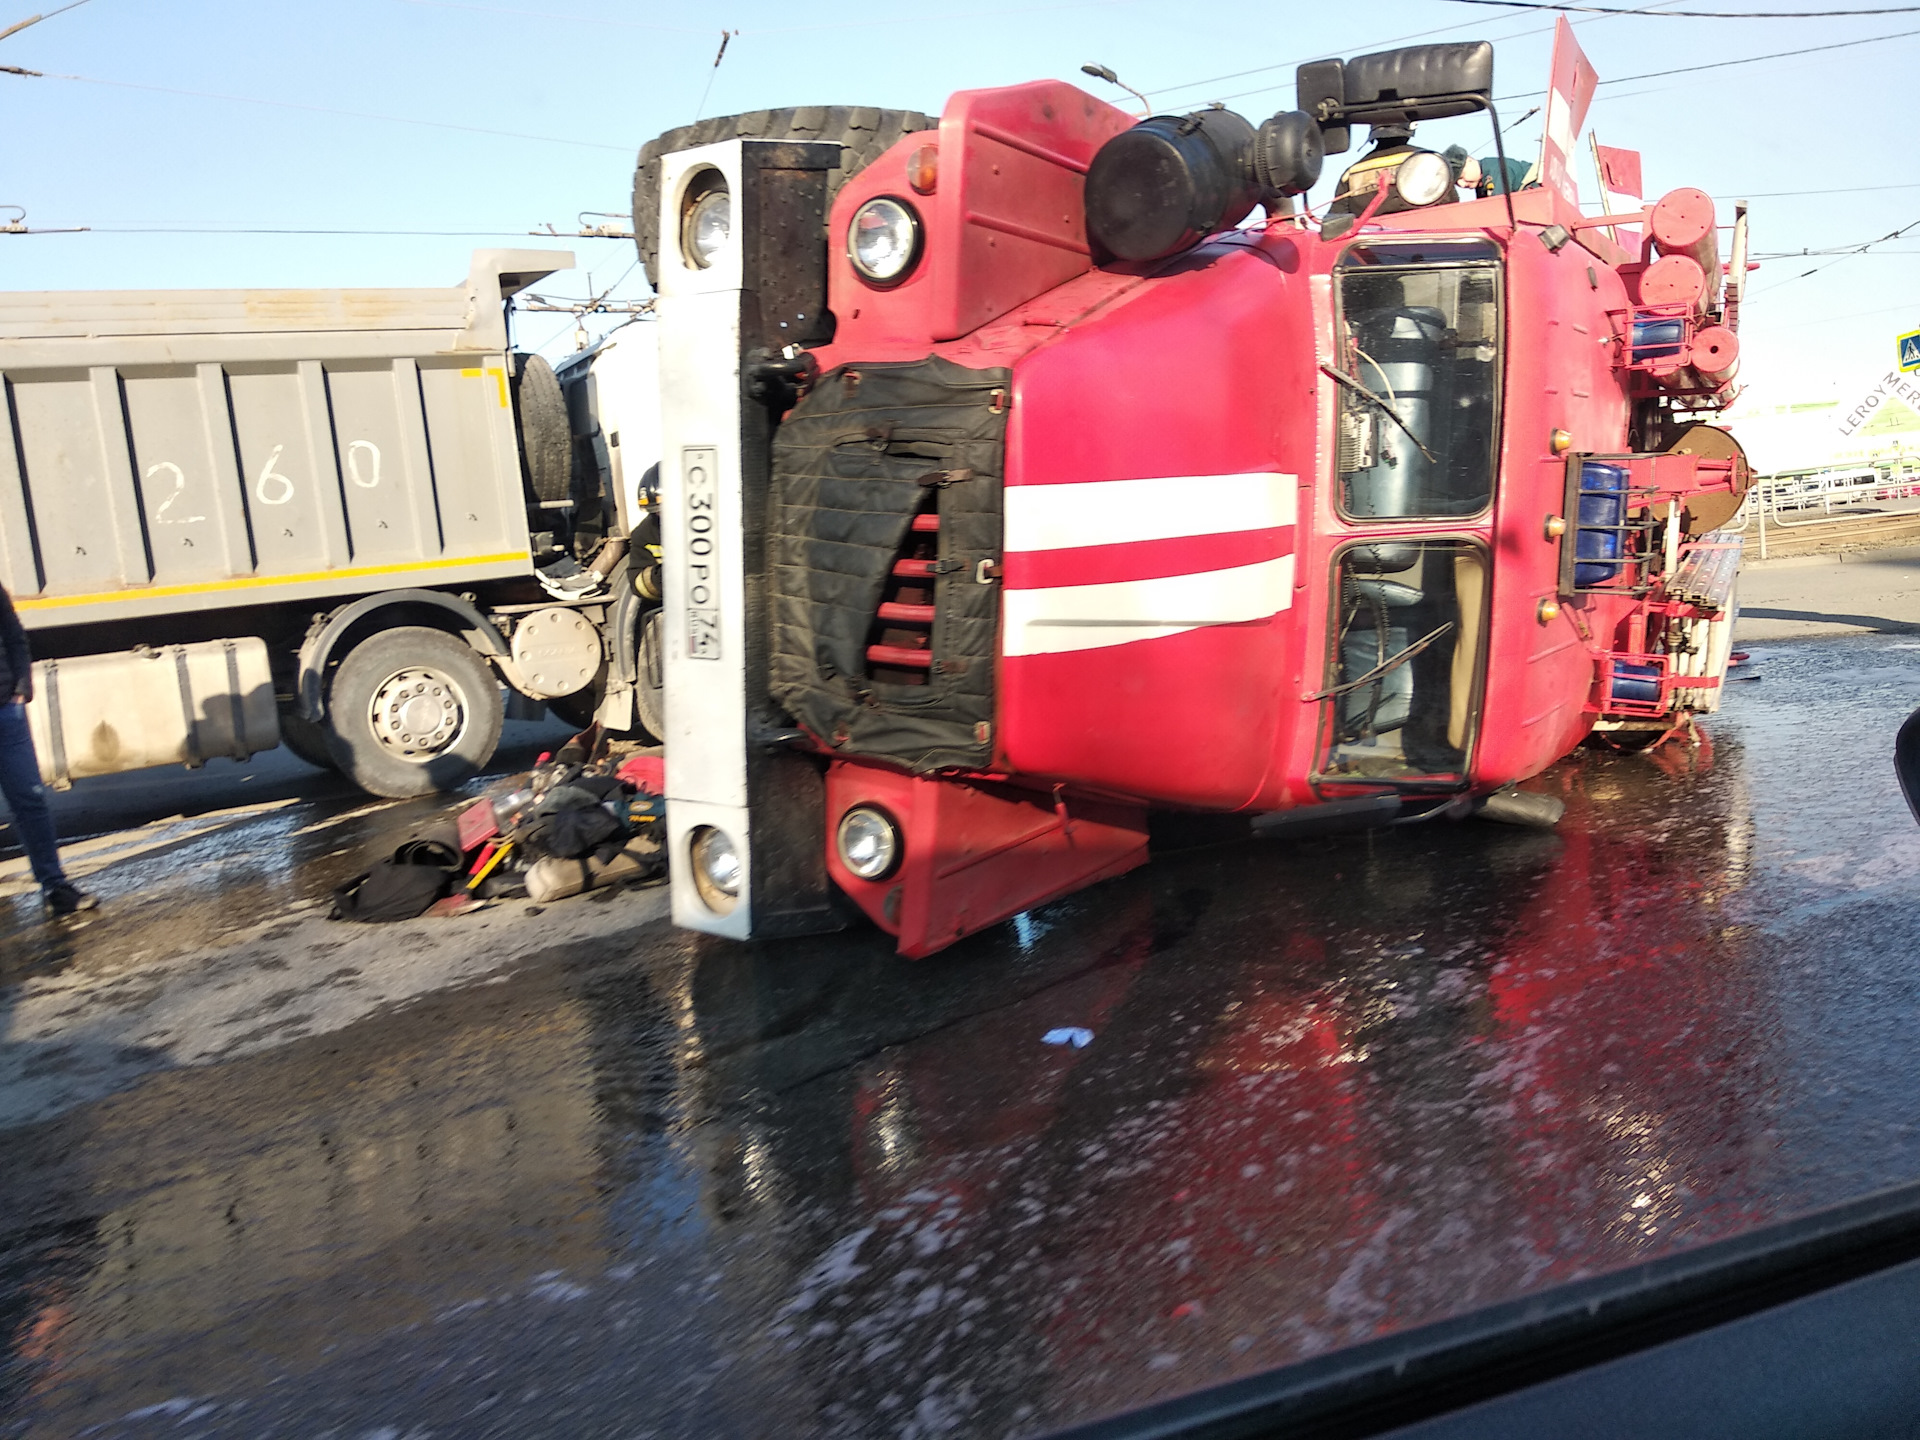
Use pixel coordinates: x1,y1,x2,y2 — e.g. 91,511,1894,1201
45,884,98,916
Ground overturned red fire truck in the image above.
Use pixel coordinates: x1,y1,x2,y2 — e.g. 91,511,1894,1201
640,25,1752,958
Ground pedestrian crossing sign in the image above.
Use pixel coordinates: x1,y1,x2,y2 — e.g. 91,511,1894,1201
1903,328,1920,374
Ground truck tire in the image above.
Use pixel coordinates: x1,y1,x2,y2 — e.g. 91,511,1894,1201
633,607,665,743
632,106,937,287
324,627,505,798
278,706,337,772
513,352,572,504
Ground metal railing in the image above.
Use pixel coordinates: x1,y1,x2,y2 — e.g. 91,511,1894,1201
1727,460,1920,559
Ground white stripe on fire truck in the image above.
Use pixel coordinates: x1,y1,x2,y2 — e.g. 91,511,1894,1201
1000,555,1296,658
1002,472,1298,553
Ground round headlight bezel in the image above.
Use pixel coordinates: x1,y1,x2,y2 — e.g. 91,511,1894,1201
836,805,903,881
688,824,742,913
847,196,923,287
680,169,731,270
1393,151,1456,209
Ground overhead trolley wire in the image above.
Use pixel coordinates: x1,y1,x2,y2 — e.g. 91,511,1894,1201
34,227,635,237
1498,24,1920,97
1752,214,1920,291
1146,0,1689,110
1446,0,1920,15
1,68,633,152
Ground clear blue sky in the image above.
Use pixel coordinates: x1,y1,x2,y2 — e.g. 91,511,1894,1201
3,0,1914,406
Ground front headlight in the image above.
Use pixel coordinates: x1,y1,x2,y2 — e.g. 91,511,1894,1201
689,825,741,912
681,173,730,269
848,197,922,284
1393,151,1455,208
837,805,902,881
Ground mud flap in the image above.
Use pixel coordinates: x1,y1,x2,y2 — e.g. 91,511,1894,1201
825,759,1148,959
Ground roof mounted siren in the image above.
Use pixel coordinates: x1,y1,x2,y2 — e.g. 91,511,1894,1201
1083,107,1324,263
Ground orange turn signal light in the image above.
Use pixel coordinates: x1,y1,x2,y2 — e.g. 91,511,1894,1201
1549,428,1573,455
1537,598,1561,624
907,144,939,195
1545,515,1567,538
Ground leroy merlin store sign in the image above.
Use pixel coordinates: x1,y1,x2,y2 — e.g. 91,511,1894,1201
1839,365,1920,439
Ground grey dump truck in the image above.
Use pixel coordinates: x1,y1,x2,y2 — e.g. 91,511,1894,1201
0,249,664,798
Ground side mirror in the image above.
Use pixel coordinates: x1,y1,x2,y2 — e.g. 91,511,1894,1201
1345,41,1494,125
1295,58,1349,154
1296,41,1495,148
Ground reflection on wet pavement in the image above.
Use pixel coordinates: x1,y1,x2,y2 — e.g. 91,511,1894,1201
4,637,1920,1438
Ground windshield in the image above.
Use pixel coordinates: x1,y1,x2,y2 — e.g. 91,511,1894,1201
1334,243,1502,520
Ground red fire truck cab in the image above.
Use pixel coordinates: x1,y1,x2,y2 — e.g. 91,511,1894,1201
647,33,1750,958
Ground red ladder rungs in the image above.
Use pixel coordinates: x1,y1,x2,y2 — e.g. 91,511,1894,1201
866,643,934,669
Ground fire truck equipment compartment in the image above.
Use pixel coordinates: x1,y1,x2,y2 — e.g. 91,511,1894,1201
769,355,1009,773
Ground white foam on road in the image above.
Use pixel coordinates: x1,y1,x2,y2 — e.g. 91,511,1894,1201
0,882,671,1131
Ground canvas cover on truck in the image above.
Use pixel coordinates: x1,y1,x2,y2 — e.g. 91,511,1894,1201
768,356,1009,772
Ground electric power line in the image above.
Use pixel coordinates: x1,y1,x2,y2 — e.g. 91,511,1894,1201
1446,0,1920,14
54,226,624,237
0,0,89,45
1752,215,1920,292
1499,23,1920,97
1727,181,1920,198
3,68,632,152
1144,0,1689,106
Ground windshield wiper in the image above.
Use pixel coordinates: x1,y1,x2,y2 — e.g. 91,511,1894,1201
1320,362,1439,465
1310,621,1456,701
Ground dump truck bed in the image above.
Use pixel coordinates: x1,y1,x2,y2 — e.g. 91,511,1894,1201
0,249,571,629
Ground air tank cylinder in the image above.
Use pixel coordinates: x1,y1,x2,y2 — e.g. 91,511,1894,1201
1687,325,1740,386
1346,307,1444,522
1649,187,1721,305
1637,253,1707,313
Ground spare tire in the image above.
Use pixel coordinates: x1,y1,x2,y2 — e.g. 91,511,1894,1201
632,105,937,288
512,352,571,504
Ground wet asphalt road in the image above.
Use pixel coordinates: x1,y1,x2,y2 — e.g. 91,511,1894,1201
5,636,1920,1439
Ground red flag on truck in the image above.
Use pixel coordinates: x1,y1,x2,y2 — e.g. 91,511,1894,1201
1538,17,1599,207
1595,143,1643,201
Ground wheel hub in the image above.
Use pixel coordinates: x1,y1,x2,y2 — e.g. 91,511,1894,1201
369,667,466,761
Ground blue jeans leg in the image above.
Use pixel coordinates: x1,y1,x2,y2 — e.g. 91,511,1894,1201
0,701,70,892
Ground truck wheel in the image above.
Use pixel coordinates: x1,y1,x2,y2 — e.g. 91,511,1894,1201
633,607,665,743
513,352,572,504
278,707,337,772
324,627,504,798
632,106,937,287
